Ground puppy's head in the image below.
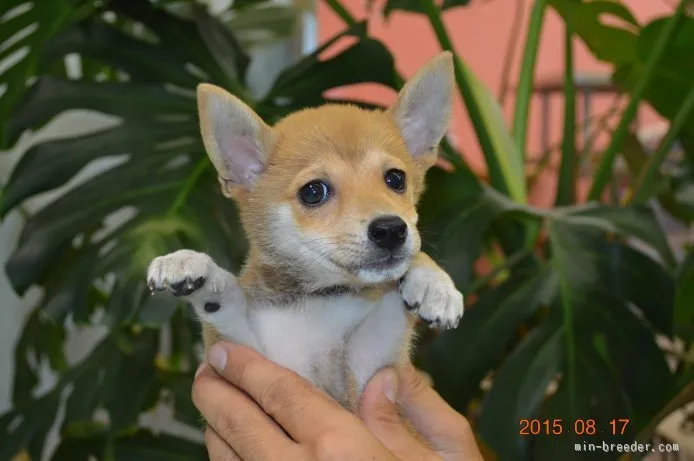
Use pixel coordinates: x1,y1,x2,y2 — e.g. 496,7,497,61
197,52,454,288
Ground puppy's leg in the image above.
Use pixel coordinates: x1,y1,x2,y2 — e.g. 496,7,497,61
347,291,413,406
146,249,259,350
399,252,464,330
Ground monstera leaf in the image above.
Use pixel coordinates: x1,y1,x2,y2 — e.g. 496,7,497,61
0,0,401,458
612,15,694,136
418,174,678,461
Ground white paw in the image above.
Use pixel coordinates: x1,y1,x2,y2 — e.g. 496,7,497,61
399,266,464,330
146,250,223,297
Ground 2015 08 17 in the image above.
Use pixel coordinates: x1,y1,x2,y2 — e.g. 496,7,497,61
519,419,630,436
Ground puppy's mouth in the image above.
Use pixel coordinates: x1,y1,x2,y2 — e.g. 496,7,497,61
329,254,408,274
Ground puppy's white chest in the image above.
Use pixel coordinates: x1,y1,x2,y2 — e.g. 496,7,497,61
247,291,410,401
250,296,372,370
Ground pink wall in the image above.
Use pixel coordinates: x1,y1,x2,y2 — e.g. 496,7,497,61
317,0,673,205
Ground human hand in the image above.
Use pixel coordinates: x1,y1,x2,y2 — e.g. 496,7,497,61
359,363,484,461
192,341,483,460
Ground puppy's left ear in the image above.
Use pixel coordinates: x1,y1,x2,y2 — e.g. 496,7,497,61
388,52,454,170
197,83,275,198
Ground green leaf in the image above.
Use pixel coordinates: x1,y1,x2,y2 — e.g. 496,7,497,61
6,158,193,295
593,239,675,336
590,294,674,428
51,429,207,461
41,247,100,324
532,345,633,461
0,0,95,146
161,371,201,427
548,219,675,422
675,250,694,340
262,25,397,116
12,311,67,405
455,57,527,203
589,5,689,200
371,0,471,19
636,15,694,80
0,391,63,460
424,266,557,411
631,83,694,203
556,5,576,206
419,169,536,290
41,19,201,88
224,4,300,48
6,77,195,146
475,219,674,460
105,430,207,460
108,0,231,85
0,117,199,218
621,131,683,217
193,5,250,92
548,0,639,65
513,0,547,161
613,16,694,141
557,203,676,269
57,331,160,436
477,318,564,461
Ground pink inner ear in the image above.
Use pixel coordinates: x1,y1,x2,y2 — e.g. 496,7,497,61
220,134,264,188
399,116,432,157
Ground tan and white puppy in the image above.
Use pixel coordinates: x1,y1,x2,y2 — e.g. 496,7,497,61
146,52,463,411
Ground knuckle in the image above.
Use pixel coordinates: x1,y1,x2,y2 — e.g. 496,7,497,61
371,406,402,428
204,430,239,461
213,406,244,441
308,430,346,461
407,368,431,397
257,373,300,415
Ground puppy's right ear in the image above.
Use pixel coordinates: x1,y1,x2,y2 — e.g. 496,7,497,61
197,83,274,197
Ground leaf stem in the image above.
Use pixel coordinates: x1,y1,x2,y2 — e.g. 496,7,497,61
629,83,694,204
417,0,524,201
555,8,576,206
512,0,547,160
498,0,525,105
321,0,473,177
467,247,535,293
324,0,357,25
548,221,577,417
166,157,210,216
587,0,687,201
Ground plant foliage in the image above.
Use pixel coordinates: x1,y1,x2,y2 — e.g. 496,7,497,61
1,0,693,460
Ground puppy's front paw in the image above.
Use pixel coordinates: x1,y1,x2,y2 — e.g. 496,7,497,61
147,250,220,297
399,266,464,330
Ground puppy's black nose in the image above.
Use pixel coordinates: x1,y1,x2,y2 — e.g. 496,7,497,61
368,216,408,250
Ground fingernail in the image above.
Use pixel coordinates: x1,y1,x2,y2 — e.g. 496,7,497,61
195,363,206,379
382,370,398,404
208,343,227,373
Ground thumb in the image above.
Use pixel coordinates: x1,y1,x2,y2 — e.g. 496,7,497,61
397,363,484,461
359,368,433,459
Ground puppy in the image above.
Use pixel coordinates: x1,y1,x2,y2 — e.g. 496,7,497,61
146,52,464,411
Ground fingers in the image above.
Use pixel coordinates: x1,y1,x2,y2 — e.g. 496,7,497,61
358,368,437,461
192,363,299,461
206,342,355,442
397,363,484,461
205,428,242,461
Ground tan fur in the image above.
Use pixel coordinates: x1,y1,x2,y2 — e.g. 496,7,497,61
149,52,462,413
231,106,430,287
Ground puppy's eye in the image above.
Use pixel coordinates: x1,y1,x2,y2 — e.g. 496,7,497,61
384,169,406,192
299,180,331,206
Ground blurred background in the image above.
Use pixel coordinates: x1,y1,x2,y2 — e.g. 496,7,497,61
0,0,693,460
